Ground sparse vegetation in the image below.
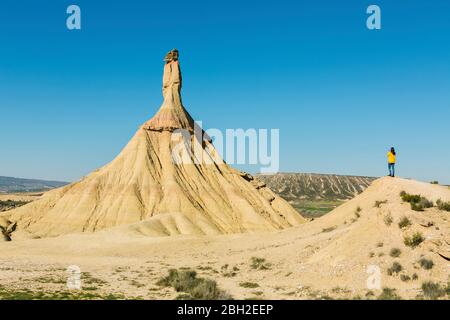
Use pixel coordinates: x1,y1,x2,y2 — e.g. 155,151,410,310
412,273,418,280
365,291,375,298
418,258,434,270
322,226,336,233
430,181,439,185
220,265,239,277
377,287,401,300
239,282,259,289
384,213,393,226
389,248,401,258
354,206,362,218
400,274,411,282
398,216,412,229
404,232,425,248
157,269,230,300
250,257,271,270
374,200,387,208
0,199,30,212
436,199,450,212
81,272,107,286
400,191,433,211
421,281,446,299
129,280,145,288
376,242,383,248
0,285,125,300
387,262,403,275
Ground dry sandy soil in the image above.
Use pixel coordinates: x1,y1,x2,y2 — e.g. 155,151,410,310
0,177,449,300
0,193,43,202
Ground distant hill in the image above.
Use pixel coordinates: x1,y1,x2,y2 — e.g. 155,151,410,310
257,173,376,217
0,176,68,193
257,173,376,201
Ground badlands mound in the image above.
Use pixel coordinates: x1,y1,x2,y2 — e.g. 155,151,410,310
1,177,448,299
1,49,304,239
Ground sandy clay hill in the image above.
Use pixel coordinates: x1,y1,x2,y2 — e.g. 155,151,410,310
1,49,304,239
0,177,448,299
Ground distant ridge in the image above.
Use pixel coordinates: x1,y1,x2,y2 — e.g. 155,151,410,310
0,176,68,193
257,173,376,201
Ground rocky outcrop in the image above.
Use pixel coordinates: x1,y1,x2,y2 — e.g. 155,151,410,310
4,50,305,238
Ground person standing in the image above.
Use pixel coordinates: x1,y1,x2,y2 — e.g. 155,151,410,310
387,147,396,177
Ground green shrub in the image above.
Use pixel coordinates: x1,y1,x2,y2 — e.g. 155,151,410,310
400,191,433,211
398,216,411,229
377,288,401,300
354,206,362,218
412,273,419,280
374,200,387,208
430,181,439,185
389,248,401,257
404,232,425,248
411,197,434,211
239,282,259,289
384,213,393,226
436,199,450,212
400,191,421,203
418,258,434,270
387,262,402,275
421,281,445,299
156,269,229,300
250,257,271,270
400,274,411,282
322,226,336,233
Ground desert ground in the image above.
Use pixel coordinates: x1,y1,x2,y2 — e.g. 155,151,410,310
0,177,448,300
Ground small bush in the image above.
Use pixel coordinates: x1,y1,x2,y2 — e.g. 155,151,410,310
250,257,271,270
377,288,401,300
400,274,411,282
384,213,393,226
400,191,420,203
430,181,439,185
239,282,259,289
374,200,387,208
322,226,336,233
412,273,419,280
398,216,412,229
376,242,384,248
354,207,362,218
157,269,229,300
421,281,445,299
389,248,401,257
418,258,434,270
387,262,402,275
404,232,425,248
400,191,433,211
411,198,434,211
436,199,450,212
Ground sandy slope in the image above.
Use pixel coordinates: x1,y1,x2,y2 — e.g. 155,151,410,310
1,177,448,299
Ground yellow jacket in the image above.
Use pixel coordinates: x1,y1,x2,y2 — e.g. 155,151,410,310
387,152,396,164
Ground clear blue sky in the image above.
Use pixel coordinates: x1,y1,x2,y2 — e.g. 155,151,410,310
1,0,449,184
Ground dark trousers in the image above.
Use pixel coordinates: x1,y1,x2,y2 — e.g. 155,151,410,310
388,163,395,177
